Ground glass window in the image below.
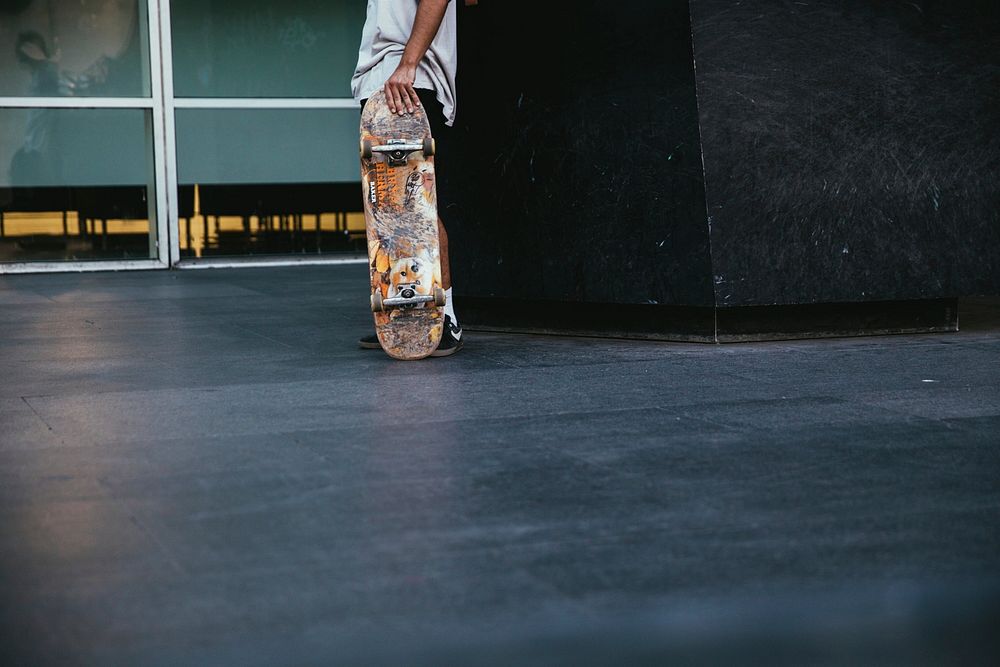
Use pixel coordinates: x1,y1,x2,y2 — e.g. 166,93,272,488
174,108,363,258
0,0,151,98
0,108,157,262
170,0,367,98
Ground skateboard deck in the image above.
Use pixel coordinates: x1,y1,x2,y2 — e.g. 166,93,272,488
360,90,445,360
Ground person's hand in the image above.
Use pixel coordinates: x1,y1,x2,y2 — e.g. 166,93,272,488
384,62,420,115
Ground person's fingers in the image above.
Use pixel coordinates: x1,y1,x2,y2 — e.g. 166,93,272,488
387,83,404,114
398,86,412,114
408,84,422,112
392,84,403,114
401,84,418,114
383,82,395,113
395,86,408,114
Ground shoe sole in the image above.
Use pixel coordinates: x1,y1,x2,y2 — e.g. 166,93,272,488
430,339,463,357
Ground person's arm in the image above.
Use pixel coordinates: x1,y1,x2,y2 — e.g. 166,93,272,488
383,0,450,115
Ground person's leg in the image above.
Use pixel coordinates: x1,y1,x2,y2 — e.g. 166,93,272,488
413,88,462,356
412,88,453,294
438,218,450,290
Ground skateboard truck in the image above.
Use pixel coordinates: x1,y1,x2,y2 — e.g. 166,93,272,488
361,138,435,167
371,286,446,312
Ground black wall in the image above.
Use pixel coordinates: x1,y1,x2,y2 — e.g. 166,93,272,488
691,0,1000,306
450,0,713,307
450,0,999,323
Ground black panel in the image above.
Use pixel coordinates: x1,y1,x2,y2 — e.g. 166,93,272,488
714,298,958,342
691,0,1000,306
459,297,717,342
450,1,997,340
450,0,713,306
462,296,958,343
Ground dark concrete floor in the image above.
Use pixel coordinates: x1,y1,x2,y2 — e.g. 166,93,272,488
1,265,998,666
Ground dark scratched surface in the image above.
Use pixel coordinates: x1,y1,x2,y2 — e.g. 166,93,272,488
452,0,999,309
451,0,714,307
691,0,1000,306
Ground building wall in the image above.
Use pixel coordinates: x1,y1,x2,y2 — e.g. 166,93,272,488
451,0,999,318
691,0,1000,305
450,0,714,307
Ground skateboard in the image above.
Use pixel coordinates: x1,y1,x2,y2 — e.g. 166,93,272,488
360,90,445,360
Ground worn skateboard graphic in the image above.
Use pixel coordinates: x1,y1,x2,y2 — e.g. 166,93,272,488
360,90,445,360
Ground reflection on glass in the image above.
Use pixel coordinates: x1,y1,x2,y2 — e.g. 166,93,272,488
170,0,366,98
0,0,150,98
175,108,363,257
176,184,366,258
0,108,156,262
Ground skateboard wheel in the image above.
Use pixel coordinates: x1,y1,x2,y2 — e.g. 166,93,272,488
423,137,435,157
371,290,384,312
433,287,446,307
361,139,373,160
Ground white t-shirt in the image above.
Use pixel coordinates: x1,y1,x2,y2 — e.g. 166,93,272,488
351,0,458,126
